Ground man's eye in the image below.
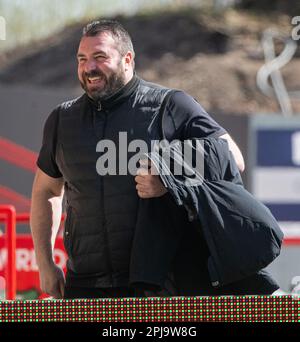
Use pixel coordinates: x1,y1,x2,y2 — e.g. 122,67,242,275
78,58,86,63
95,55,106,60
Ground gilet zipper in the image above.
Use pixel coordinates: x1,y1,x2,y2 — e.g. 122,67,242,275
97,103,114,287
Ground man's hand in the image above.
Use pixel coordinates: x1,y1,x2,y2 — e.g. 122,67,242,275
39,263,65,299
135,159,167,199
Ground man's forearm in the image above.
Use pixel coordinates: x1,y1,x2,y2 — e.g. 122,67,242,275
30,190,63,270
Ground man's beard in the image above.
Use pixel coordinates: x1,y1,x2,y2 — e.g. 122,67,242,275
80,64,126,101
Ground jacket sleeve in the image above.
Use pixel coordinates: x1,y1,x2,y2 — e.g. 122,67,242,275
162,90,227,141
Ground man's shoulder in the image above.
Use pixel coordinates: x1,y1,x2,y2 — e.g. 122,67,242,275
138,79,195,107
137,78,185,108
138,78,168,91
168,90,198,107
56,94,85,112
137,78,170,97
43,95,85,128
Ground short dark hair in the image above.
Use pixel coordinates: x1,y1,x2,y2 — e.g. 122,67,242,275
82,19,135,59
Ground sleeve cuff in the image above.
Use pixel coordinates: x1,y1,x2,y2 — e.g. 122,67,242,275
36,159,62,178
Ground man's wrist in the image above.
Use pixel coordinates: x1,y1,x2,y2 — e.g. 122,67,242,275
37,256,56,272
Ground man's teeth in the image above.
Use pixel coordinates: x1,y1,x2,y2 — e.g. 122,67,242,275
88,76,101,82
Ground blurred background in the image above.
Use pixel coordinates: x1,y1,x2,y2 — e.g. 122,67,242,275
0,0,300,299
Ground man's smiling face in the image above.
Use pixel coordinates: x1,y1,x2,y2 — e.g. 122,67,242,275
77,32,126,101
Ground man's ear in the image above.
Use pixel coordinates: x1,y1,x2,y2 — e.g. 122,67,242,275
123,51,134,71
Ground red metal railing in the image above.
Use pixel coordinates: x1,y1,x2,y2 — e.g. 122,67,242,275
0,207,65,300
0,205,16,300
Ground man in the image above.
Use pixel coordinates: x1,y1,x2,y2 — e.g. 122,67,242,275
30,20,279,299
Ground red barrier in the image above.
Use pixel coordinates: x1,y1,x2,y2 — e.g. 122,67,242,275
0,209,66,300
0,205,16,300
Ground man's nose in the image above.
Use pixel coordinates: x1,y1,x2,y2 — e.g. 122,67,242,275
84,59,98,73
